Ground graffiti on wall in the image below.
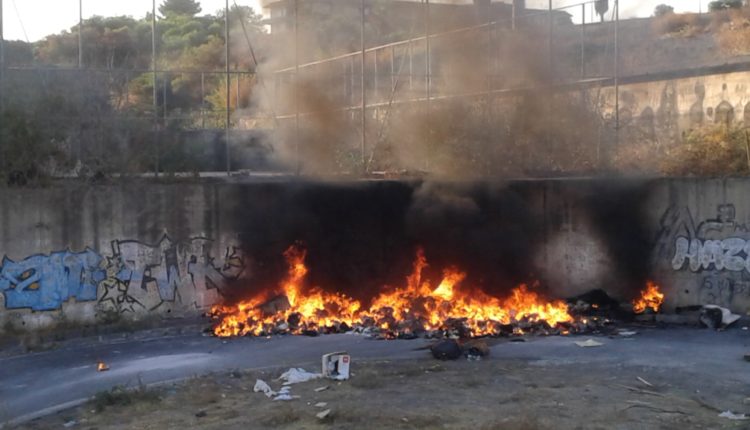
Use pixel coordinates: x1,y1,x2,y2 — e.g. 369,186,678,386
0,235,244,313
654,203,750,308
0,249,104,311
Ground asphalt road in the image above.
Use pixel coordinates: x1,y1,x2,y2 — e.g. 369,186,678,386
2,326,749,427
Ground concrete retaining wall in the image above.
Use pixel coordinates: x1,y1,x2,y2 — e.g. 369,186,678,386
1,178,748,334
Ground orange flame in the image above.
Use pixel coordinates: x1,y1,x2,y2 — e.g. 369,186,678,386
632,281,664,314
97,361,110,372
210,245,573,338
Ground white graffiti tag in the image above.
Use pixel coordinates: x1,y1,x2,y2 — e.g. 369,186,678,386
672,237,750,272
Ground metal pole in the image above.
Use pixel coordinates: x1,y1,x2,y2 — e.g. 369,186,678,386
294,0,300,174
487,10,492,96
390,45,395,93
0,0,5,107
201,72,205,128
225,0,231,175
0,0,4,168
425,0,431,171
548,0,553,74
236,71,241,110
425,0,430,103
163,74,168,126
614,0,619,146
152,0,158,176
581,2,585,79
78,0,83,68
361,0,366,170
408,40,413,92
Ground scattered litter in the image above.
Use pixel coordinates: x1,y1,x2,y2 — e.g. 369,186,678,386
637,377,654,387
278,368,322,385
618,331,637,337
315,402,328,408
700,305,740,329
195,411,207,418
63,420,78,428
278,386,292,394
719,411,749,420
314,385,329,392
316,409,331,419
273,394,300,401
402,417,409,423
96,361,110,372
575,339,604,348
322,352,351,380
253,379,277,398
614,384,665,397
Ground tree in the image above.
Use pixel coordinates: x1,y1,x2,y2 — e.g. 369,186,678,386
595,0,609,23
708,0,743,11
654,4,674,17
159,0,202,18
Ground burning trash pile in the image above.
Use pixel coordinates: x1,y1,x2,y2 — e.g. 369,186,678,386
209,244,664,339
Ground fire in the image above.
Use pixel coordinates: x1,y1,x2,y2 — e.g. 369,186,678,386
97,361,110,372
632,281,664,314
210,244,574,338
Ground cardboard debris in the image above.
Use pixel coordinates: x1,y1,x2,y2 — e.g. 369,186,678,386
316,409,331,419
575,339,604,348
719,411,749,420
462,339,490,359
701,305,740,329
278,368,322,385
254,379,277,398
322,352,351,380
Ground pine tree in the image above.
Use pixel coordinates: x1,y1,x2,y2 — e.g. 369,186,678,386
159,0,202,18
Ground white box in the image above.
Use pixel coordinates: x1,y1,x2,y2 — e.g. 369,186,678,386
322,351,350,380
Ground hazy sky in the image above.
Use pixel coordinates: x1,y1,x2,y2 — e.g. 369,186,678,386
2,0,704,42
2,0,263,42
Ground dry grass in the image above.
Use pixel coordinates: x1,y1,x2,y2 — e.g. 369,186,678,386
91,385,162,413
715,8,750,54
27,359,729,430
661,125,750,176
652,12,711,37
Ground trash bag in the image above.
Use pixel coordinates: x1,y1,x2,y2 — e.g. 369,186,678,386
430,339,463,360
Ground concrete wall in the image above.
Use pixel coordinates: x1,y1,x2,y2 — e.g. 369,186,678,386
1,178,749,334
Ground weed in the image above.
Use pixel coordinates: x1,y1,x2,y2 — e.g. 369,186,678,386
91,385,161,413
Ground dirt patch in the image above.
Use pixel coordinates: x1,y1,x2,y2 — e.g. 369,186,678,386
24,357,746,429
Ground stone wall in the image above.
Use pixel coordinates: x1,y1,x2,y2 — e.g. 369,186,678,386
595,68,750,144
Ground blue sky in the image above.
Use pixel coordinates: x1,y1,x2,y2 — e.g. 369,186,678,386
2,0,704,42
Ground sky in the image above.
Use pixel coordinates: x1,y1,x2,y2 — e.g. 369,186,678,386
2,0,706,42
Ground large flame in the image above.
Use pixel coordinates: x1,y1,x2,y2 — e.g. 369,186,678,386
210,244,573,338
632,281,664,314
